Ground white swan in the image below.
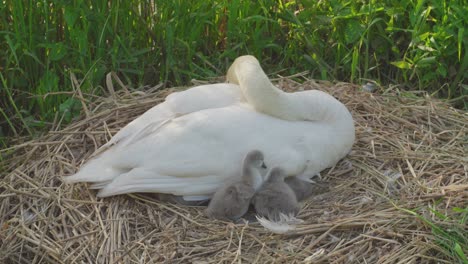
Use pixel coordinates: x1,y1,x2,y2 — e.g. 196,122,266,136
64,55,355,200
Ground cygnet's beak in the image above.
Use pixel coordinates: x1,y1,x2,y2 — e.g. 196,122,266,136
261,162,267,169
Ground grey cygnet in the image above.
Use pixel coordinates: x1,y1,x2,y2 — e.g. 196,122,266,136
205,150,266,221
252,167,299,221
285,176,330,201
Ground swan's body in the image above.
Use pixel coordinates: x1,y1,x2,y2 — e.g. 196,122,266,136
205,150,265,221
253,167,300,220
65,56,355,200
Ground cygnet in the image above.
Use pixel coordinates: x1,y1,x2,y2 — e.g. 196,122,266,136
252,167,299,221
205,150,266,221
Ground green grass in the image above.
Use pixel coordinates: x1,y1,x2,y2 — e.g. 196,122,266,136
399,205,468,263
0,0,467,143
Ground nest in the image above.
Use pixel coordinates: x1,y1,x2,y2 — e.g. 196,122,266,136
1,77,467,263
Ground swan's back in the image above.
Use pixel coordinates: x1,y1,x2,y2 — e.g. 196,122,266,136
100,83,242,149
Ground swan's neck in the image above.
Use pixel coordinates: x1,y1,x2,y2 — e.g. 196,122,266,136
239,70,352,123
233,62,299,121
228,56,352,123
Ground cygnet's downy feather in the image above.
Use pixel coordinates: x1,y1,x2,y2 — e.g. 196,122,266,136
64,55,355,199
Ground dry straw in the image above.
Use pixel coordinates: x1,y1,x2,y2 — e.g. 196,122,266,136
1,74,467,263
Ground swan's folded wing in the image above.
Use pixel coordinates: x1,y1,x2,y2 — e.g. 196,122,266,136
98,83,242,149
96,168,223,198
64,108,243,184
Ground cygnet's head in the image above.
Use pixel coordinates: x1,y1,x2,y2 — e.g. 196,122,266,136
226,55,261,85
242,150,268,189
265,167,287,182
243,149,266,170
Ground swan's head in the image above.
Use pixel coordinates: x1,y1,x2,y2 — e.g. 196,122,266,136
266,167,287,182
226,55,261,85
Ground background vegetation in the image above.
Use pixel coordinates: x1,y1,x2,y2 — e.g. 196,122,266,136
1,0,467,144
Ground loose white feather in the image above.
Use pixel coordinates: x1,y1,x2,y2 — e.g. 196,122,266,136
256,213,304,234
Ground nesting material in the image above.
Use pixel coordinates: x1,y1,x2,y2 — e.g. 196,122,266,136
1,77,466,263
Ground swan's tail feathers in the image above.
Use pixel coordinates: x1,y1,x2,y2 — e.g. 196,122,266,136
256,214,303,234
96,168,221,198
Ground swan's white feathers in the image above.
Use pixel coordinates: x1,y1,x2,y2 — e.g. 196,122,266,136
99,83,242,149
